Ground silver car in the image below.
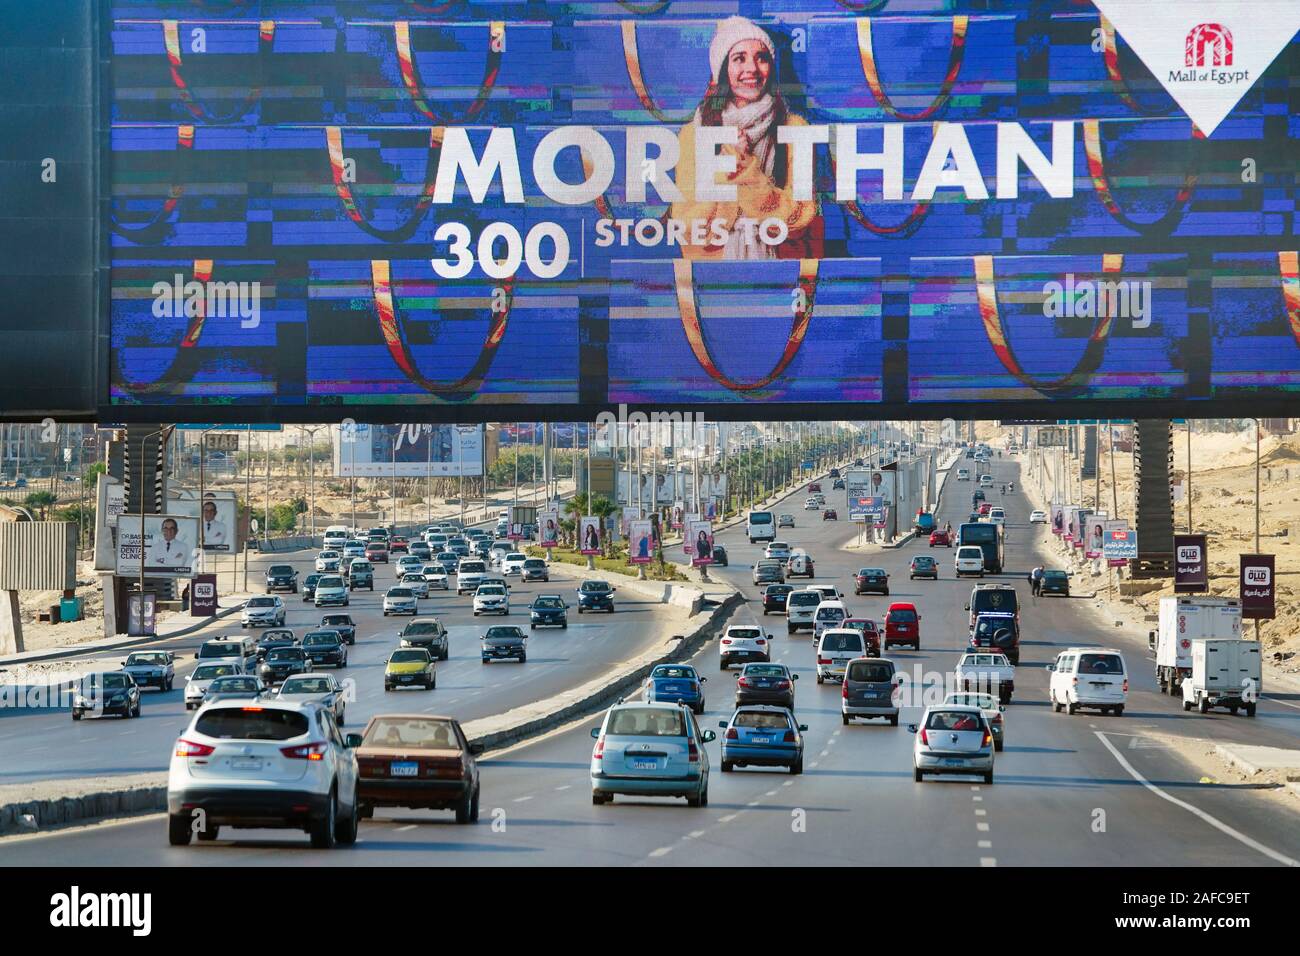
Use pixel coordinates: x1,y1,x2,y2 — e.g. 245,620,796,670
241,595,286,628
909,705,995,784
943,692,1005,752
401,572,430,598
383,586,418,616
277,673,347,726
589,702,715,807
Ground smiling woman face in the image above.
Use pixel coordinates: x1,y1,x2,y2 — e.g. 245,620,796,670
726,39,772,105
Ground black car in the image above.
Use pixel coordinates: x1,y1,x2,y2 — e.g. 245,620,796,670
481,625,527,663
1039,569,1070,597
319,613,356,645
762,584,794,615
855,568,890,595
577,580,616,613
302,573,322,602
255,628,297,661
259,647,312,685
265,564,299,594
711,544,728,567
71,672,141,720
972,489,986,504
832,479,846,490
529,594,569,629
970,612,1020,665
302,630,348,668
734,662,798,710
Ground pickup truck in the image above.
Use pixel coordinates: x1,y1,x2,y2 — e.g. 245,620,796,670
122,651,175,691
955,652,1015,704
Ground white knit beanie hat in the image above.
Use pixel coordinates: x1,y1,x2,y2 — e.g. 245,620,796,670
708,16,775,82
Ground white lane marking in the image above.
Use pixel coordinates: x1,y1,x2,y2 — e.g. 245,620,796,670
1264,695,1300,711
819,749,830,757
554,785,571,792
976,822,990,832
746,800,761,807
978,840,992,849
980,857,997,867
809,761,819,768
974,809,987,817
396,824,418,832
512,795,533,803
970,786,981,792
1094,731,1299,867
764,790,778,797
649,846,673,858
718,814,738,823
782,780,794,787
120,731,136,737
832,730,841,737
972,795,983,803
688,830,706,840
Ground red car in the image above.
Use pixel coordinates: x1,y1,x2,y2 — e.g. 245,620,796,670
883,602,921,651
929,529,952,548
978,502,993,516
389,536,409,554
365,541,389,563
822,509,838,521
808,482,822,493
840,618,881,656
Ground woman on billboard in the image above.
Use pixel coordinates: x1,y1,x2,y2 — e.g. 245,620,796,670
670,17,821,260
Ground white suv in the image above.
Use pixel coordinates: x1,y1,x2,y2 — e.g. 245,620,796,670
956,469,970,481
1050,648,1128,716
167,700,359,848
456,559,488,595
786,588,823,634
502,553,528,576
719,625,771,670
954,546,985,577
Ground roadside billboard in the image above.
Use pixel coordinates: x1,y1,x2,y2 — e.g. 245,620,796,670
578,516,601,555
1240,554,1276,620
168,490,237,552
332,424,483,477
1174,534,1209,593
688,520,713,568
116,514,199,578
538,511,560,549
1050,503,1065,536
1101,519,1135,566
628,520,653,565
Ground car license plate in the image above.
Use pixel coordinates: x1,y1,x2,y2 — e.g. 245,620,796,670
940,758,964,767
390,762,418,777
400,675,413,682
632,759,658,771
230,757,262,771
752,736,772,744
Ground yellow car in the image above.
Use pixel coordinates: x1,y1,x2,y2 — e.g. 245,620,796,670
384,648,436,691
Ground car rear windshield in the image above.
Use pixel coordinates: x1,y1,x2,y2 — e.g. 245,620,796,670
403,622,440,635
460,562,486,573
652,666,695,679
958,548,983,559
322,615,350,625
485,627,523,640
267,648,305,661
913,557,935,566
733,711,791,729
195,708,309,741
788,592,821,607
744,664,786,678
318,577,343,588
210,677,259,692
127,653,168,665
1078,654,1124,675
847,661,894,683
363,717,459,749
947,694,996,710
766,585,793,596
971,589,1018,615
815,607,845,621
199,643,241,659
303,632,337,645
281,677,332,694
1043,570,1068,581
729,628,761,640
608,707,686,737
193,664,238,680
749,513,772,524
888,609,917,623
926,711,985,732
820,633,863,653
524,559,546,569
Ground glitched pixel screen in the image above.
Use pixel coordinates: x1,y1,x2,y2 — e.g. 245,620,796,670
106,1,1299,414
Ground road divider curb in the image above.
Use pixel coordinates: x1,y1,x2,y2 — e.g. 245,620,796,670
0,773,167,837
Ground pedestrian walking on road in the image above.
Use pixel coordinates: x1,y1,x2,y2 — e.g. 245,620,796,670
1030,565,1044,597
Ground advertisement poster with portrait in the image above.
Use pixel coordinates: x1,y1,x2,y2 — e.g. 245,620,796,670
628,520,654,565
1063,506,1079,542
1050,503,1065,536
682,513,701,553
672,500,685,530
117,514,199,577
689,520,714,567
538,510,560,548
169,490,238,552
869,471,896,507
579,516,602,555
621,505,641,537
1073,509,1093,549
1085,512,1108,559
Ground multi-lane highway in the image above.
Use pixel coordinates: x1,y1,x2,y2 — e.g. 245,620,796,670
3,453,1300,866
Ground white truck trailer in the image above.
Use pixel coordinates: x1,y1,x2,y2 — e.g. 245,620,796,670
1150,596,1241,696
1180,639,1261,716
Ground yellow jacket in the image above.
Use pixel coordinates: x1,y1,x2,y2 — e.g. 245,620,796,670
670,112,820,260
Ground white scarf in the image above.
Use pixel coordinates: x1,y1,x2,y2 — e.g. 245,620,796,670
694,94,779,259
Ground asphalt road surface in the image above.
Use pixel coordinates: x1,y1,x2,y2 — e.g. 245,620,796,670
4,454,1299,865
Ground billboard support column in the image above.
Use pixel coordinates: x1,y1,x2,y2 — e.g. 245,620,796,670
244,424,252,593
137,426,171,599
1187,421,1193,533
1255,419,1261,644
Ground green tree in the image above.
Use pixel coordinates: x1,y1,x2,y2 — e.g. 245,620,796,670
24,491,57,519
82,462,106,488
269,503,299,532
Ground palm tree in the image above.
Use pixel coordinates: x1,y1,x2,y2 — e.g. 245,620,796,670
24,490,57,520
589,494,618,556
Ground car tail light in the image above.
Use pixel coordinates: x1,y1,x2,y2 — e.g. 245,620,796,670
175,739,215,758
756,638,766,645
725,727,738,740
919,729,929,746
982,731,993,747
737,677,751,688
281,741,328,760
1122,679,1129,693
721,639,731,645
592,736,605,761
817,657,831,665
777,680,791,689
688,738,699,763
783,730,796,742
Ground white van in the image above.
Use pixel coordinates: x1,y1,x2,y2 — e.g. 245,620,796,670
456,559,488,595
816,628,866,683
1049,648,1128,716
813,601,849,640
786,588,823,634
323,525,349,549
747,510,775,544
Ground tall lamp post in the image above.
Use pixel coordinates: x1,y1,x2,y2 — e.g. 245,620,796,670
136,425,175,603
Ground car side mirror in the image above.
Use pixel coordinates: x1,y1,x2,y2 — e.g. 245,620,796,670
1046,664,1055,672
184,675,192,682
590,727,601,739
798,724,809,732
906,724,918,734
1147,630,1157,651
701,730,717,744
963,604,970,611
699,676,707,683
468,743,485,756
194,653,200,659
999,705,1006,713
345,733,363,749
717,720,728,729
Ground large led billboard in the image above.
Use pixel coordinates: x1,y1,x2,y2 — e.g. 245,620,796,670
332,423,483,476
103,1,1300,421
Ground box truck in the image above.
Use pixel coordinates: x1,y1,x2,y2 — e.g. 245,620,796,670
1181,639,1261,716
1149,596,1241,696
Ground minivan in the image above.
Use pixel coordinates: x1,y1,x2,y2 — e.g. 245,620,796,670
456,559,488,594
786,588,823,634
815,628,866,683
1049,648,1128,716
842,657,901,725
812,600,848,640
747,510,775,544
323,525,349,549
196,636,258,673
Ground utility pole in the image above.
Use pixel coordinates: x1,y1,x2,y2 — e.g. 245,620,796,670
1187,420,1193,532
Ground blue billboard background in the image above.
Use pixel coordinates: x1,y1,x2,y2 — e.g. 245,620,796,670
105,2,1300,415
